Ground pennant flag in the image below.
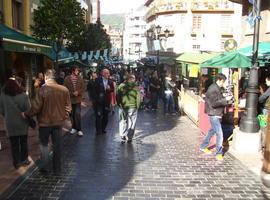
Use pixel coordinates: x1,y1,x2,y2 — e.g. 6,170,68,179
103,49,108,59
88,51,93,61
100,56,104,61
94,50,100,60
74,52,79,60
82,51,87,60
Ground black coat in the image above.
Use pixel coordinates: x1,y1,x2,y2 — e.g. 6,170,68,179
92,77,114,107
205,83,228,117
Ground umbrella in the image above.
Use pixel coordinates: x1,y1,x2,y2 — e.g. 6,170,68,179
200,51,252,68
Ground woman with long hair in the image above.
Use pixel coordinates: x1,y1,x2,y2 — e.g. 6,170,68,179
0,77,31,169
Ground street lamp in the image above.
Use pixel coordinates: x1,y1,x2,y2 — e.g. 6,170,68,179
164,29,170,39
239,0,261,133
156,25,162,35
146,25,172,75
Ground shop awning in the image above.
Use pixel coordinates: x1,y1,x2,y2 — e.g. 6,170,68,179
238,42,270,66
175,52,219,64
0,24,52,57
200,51,252,68
239,42,270,57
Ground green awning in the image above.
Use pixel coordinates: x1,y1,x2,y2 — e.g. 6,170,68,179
0,24,51,57
238,42,270,66
200,51,252,68
175,52,220,64
239,42,270,57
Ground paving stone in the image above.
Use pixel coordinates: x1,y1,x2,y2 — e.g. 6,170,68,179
2,108,270,200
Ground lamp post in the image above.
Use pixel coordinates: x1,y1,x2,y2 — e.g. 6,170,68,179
147,25,171,75
239,0,261,133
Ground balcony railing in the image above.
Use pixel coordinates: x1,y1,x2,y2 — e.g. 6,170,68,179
191,0,234,12
145,1,188,21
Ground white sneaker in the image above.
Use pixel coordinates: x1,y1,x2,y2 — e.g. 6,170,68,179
261,170,270,188
70,129,77,134
77,131,84,137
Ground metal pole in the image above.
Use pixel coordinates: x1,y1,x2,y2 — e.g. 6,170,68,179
239,0,261,133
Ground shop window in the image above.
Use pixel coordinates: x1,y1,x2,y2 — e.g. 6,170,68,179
12,0,23,30
0,1,4,13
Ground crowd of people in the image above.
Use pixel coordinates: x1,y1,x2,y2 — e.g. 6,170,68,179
2,64,270,174
0,66,181,174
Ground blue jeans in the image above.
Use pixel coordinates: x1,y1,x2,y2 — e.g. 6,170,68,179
164,92,175,113
119,108,138,140
39,126,62,172
200,116,223,155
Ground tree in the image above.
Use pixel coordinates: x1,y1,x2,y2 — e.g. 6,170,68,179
74,20,111,52
31,0,85,71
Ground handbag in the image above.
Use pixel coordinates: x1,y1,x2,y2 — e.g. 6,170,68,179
25,115,37,129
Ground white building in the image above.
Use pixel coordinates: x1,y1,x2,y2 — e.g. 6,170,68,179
123,5,147,62
77,0,92,24
104,24,123,57
145,0,242,63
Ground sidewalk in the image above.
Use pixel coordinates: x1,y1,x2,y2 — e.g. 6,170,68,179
0,116,39,195
0,99,90,197
0,116,73,196
0,107,265,197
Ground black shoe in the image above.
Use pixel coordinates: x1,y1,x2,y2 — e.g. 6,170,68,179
102,130,107,134
21,159,31,166
127,139,132,143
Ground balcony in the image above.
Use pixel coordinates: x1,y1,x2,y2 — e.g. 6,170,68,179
145,1,188,22
191,0,234,13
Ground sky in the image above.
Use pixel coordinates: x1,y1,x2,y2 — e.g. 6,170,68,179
100,0,146,14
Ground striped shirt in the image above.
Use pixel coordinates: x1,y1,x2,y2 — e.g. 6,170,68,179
70,75,78,90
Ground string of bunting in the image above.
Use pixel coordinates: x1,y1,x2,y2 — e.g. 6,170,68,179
69,48,119,62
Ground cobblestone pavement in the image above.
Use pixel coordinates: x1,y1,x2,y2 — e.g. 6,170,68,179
3,108,270,200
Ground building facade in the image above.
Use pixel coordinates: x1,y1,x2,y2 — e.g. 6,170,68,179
77,0,93,24
1,0,36,35
145,0,242,64
104,24,123,58
0,0,52,94
123,6,147,62
229,0,270,47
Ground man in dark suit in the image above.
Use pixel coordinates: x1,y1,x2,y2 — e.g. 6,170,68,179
92,68,114,135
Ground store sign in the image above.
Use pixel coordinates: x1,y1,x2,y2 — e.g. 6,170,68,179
3,41,51,57
23,45,42,53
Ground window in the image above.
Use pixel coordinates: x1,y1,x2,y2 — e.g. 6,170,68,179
12,0,23,30
192,44,200,50
192,15,202,32
0,0,3,23
220,14,232,34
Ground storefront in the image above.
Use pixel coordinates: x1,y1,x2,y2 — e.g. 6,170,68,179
0,24,52,96
175,52,219,124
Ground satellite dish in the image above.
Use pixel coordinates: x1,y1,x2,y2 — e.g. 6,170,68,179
224,39,238,52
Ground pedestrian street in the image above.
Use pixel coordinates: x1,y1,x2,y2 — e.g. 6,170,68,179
4,108,270,200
